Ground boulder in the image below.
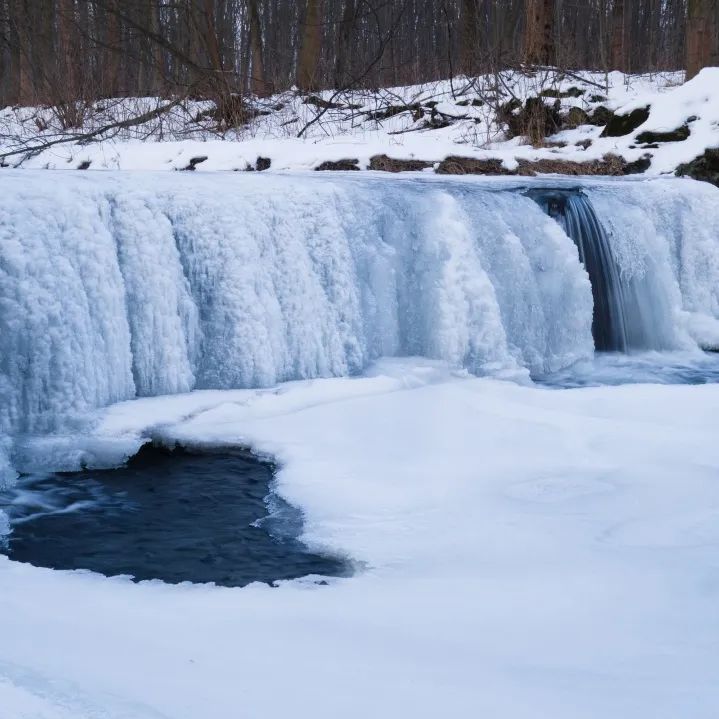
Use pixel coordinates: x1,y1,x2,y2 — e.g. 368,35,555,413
600,106,650,137
676,148,719,188
563,106,589,129
315,159,360,171
369,155,433,172
435,157,512,175
636,125,690,144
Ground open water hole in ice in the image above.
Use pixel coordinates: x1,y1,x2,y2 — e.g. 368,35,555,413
0,445,345,586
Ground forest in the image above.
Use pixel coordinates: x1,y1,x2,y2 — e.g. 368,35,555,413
1,0,718,115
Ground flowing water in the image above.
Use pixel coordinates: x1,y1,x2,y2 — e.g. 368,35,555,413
0,445,344,586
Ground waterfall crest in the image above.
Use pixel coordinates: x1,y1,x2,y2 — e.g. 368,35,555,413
1,172,717,436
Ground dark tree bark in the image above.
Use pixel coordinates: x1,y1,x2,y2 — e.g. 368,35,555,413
248,0,267,96
335,0,356,86
296,0,323,91
610,0,626,70
524,0,555,66
459,0,479,74
686,0,718,79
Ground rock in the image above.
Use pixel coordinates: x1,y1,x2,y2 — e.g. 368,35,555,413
623,154,652,174
564,106,589,129
575,139,593,149
676,148,719,188
303,95,361,110
540,86,585,99
369,155,433,172
635,124,690,144
435,153,639,177
501,96,561,141
181,156,208,171
587,105,614,126
600,106,650,137
456,98,484,107
366,104,423,122
315,159,360,171
77,160,91,170
436,156,512,175
255,156,271,171
516,154,627,176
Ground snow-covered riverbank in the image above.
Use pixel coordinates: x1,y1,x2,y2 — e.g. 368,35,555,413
3,68,718,182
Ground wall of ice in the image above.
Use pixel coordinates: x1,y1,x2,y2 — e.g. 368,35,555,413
1,172,718,439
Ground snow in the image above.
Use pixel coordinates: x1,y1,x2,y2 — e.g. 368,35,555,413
1,360,719,718
2,68,717,176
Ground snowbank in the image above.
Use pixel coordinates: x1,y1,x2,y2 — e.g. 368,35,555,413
2,69,718,179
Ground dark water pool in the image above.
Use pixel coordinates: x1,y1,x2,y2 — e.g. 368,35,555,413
0,446,344,586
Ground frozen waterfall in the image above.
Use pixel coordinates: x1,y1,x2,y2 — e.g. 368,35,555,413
1,171,718,440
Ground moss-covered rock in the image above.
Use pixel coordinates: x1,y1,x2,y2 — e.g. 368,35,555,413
315,159,360,171
540,86,585,99
635,125,690,144
366,104,423,122
501,96,562,141
563,107,589,129
600,106,650,137
587,105,614,126
435,153,641,177
369,155,433,172
623,154,652,174
676,148,719,188
436,157,512,175
181,156,208,171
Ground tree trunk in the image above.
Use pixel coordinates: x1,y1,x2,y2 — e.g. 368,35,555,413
524,0,555,66
15,0,33,105
686,0,718,79
459,0,479,75
610,0,626,70
248,0,268,96
335,0,355,86
57,0,76,97
104,0,121,96
296,0,323,92
149,0,164,94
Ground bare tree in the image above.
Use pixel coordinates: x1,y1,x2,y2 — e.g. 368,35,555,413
248,0,268,95
296,0,324,91
0,0,703,113
686,0,718,78
459,0,479,75
610,0,626,70
335,0,356,86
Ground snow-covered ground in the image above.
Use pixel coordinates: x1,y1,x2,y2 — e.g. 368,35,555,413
1,359,719,718
2,68,718,176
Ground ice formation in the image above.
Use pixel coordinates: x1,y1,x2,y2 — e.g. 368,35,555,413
0,172,718,441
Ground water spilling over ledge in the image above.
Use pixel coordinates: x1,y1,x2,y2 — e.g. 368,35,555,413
1,171,718,443
527,188,678,352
